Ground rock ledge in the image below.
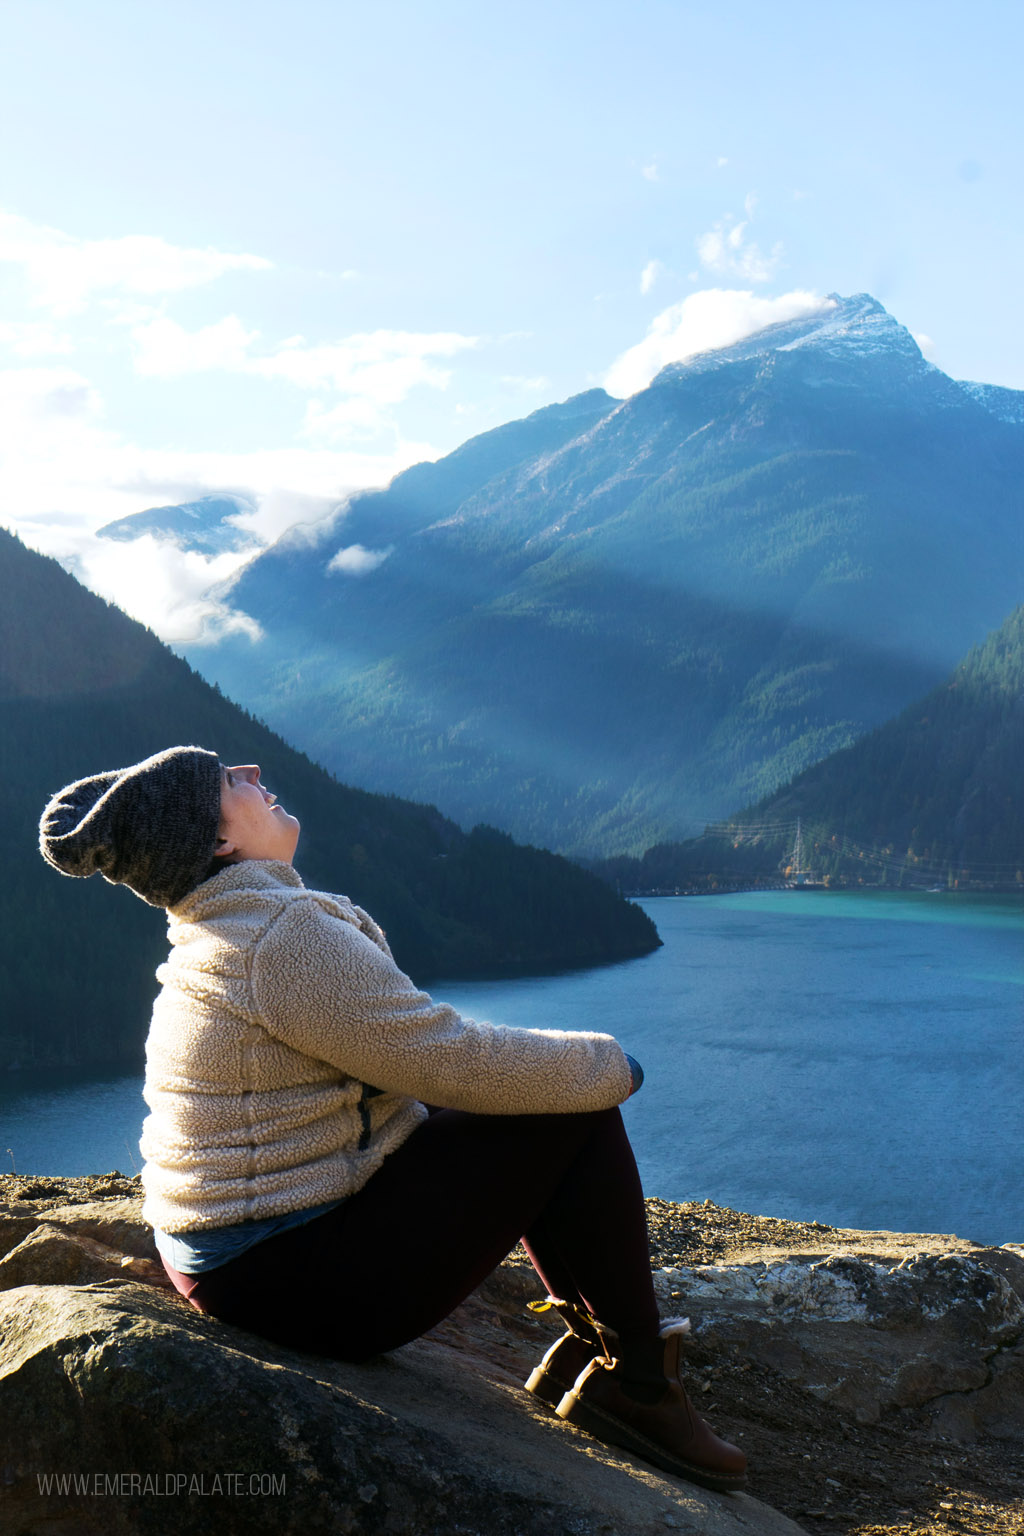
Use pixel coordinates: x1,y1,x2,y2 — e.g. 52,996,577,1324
2,1178,1022,1535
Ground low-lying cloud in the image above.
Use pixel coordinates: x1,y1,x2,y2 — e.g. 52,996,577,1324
604,288,833,397
57,532,263,647
327,543,392,576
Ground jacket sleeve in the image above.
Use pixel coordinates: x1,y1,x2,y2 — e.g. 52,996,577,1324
249,897,633,1115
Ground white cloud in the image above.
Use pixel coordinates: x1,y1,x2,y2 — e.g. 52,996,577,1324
251,329,476,398
696,220,781,283
716,156,729,167
0,209,271,315
125,314,479,405
604,288,833,397
326,543,392,576
68,533,264,645
130,313,259,376
302,396,392,443
0,211,476,643
229,489,339,547
695,197,782,284
0,319,73,356
642,162,659,182
912,331,936,360
0,361,439,526
640,260,664,296
0,361,441,642
0,365,115,498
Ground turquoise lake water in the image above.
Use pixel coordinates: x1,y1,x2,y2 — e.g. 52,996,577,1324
3,890,1021,1244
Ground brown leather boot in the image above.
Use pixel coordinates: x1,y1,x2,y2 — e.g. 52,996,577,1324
523,1296,616,1408
555,1324,747,1492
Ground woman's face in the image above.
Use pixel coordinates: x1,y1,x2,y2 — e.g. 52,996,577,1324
215,764,300,866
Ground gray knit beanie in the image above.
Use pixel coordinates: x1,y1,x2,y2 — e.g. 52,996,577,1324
39,746,222,909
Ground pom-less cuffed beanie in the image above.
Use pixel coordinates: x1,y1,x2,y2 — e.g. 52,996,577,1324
39,746,222,909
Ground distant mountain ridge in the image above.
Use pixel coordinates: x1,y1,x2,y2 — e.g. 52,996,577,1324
957,381,1024,426
182,293,1024,858
1,528,657,1070
97,494,260,556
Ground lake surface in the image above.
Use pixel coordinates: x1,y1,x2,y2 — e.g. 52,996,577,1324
2,890,1021,1244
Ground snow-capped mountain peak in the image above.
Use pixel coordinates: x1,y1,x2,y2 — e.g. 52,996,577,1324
775,292,922,359
655,292,924,384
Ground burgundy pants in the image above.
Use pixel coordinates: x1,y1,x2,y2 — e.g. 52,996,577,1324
162,1105,660,1360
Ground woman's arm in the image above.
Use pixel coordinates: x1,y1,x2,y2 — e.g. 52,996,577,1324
250,897,633,1116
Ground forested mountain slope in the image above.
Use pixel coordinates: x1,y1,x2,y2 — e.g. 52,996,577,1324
187,294,1024,857
595,606,1024,891
1,529,657,1070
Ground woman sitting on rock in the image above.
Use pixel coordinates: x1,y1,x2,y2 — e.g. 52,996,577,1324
39,745,746,1493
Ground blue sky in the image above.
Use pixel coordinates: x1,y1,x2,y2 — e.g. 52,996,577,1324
2,0,1022,638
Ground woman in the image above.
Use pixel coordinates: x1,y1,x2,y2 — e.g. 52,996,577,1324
39,745,746,1492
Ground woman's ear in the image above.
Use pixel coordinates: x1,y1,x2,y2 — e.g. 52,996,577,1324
214,833,239,863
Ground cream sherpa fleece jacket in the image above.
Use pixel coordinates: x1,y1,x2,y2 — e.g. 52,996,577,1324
140,860,633,1233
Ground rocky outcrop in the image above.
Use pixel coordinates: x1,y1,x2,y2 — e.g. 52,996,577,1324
0,1180,799,1536
652,1235,1024,1443
1,1178,1022,1534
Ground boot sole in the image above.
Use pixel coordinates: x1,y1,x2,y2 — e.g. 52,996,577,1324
524,1365,575,1408
556,1392,747,1493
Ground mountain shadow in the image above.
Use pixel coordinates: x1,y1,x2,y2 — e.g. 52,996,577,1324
594,605,1024,893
